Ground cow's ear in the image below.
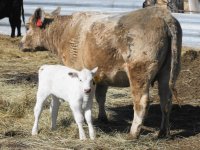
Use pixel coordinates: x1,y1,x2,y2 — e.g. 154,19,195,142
33,8,45,27
51,7,61,16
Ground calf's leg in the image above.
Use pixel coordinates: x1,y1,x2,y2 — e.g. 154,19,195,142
71,104,86,140
50,95,60,130
84,98,95,140
95,84,108,122
32,91,49,135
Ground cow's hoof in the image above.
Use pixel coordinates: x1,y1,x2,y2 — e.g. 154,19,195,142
97,116,108,123
158,130,171,139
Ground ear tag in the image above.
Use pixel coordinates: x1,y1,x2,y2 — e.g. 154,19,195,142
36,19,42,27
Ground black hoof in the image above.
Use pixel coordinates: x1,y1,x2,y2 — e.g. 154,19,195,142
158,130,171,139
97,116,108,123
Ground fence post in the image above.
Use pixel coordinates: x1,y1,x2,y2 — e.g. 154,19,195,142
188,0,200,13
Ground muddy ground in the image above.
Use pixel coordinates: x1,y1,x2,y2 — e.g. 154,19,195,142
0,34,200,149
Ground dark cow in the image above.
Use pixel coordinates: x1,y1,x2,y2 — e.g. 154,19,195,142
20,7,182,139
143,0,157,8
143,0,184,13
0,0,25,37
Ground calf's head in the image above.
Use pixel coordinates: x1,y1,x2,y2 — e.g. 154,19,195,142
19,7,61,52
68,67,98,94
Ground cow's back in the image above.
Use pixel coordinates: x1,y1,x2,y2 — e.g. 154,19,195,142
0,0,11,18
56,7,174,86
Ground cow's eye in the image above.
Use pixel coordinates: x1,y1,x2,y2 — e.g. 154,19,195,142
26,27,29,31
92,80,95,85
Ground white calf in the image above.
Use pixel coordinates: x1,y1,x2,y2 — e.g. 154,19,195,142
32,65,98,140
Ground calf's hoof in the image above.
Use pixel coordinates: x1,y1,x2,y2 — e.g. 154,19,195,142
80,137,87,141
90,135,95,140
51,126,57,131
32,130,38,136
125,134,139,141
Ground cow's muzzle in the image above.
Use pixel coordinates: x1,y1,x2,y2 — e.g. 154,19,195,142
19,42,23,50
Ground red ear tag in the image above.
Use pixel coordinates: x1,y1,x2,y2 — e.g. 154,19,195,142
36,19,42,27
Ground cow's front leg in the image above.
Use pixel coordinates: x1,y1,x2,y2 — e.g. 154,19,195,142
95,84,108,122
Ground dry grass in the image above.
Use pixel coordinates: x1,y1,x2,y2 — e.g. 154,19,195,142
0,34,200,149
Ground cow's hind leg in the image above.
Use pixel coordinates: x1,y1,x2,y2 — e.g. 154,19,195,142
9,17,16,38
157,66,172,138
130,89,150,139
50,95,60,130
95,84,108,122
16,19,22,37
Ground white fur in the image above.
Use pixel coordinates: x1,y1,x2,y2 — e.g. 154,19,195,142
32,65,98,140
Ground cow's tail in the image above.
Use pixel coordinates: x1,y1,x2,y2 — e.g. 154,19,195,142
168,17,182,105
21,0,25,25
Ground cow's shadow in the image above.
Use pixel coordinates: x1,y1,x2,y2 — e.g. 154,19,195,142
94,104,200,138
2,72,38,84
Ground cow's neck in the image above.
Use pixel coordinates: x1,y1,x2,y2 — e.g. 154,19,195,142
40,18,67,54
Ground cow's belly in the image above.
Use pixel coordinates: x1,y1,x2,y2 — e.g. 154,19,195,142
96,70,130,87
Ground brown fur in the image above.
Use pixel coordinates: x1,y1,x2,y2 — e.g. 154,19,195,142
20,6,182,139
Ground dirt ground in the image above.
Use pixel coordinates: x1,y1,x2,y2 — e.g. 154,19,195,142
0,34,200,149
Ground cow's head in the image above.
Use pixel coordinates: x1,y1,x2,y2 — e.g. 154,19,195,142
19,7,61,52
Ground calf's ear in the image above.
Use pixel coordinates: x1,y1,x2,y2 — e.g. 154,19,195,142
68,72,78,78
91,67,98,75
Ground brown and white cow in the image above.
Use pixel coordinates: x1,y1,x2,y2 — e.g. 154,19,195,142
20,6,182,139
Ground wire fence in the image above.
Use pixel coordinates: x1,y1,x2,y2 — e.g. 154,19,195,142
0,0,200,48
